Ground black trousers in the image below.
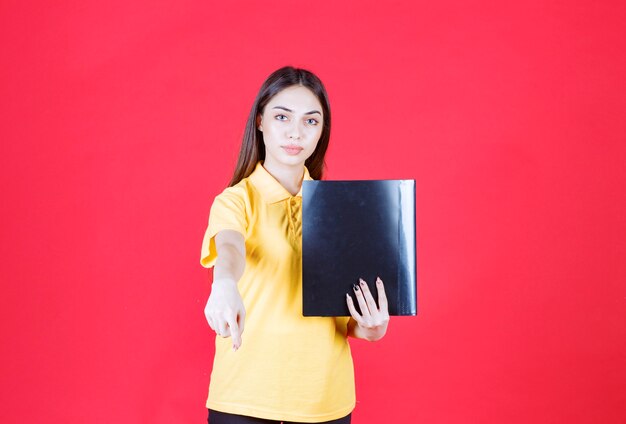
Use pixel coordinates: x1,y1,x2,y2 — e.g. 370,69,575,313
208,409,352,424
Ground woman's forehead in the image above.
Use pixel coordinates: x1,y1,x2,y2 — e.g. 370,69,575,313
266,86,322,112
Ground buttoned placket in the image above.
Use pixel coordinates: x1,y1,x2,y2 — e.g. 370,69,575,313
286,196,302,244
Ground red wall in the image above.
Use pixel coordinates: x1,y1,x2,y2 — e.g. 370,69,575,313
1,1,625,423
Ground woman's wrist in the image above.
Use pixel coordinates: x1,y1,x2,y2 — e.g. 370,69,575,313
212,277,238,287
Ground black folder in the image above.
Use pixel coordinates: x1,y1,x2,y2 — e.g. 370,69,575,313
302,180,417,317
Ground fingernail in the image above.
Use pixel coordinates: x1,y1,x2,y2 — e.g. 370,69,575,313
376,277,382,284
353,283,360,291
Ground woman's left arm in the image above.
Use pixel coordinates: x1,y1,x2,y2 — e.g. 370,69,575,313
346,277,390,342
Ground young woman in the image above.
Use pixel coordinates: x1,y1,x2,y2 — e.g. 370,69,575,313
200,66,390,424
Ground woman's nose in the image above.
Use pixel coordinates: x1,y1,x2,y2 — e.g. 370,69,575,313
287,122,302,140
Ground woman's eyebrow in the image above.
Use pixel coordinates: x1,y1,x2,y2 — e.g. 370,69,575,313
272,106,321,115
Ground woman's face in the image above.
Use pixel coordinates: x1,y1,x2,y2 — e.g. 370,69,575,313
258,85,324,170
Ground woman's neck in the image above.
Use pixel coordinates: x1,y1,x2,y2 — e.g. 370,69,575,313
262,160,305,196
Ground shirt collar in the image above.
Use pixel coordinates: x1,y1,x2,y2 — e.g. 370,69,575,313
249,161,313,203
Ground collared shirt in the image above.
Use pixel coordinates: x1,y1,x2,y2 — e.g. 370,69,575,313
200,161,355,423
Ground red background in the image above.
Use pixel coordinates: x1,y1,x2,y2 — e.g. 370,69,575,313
1,1,625,423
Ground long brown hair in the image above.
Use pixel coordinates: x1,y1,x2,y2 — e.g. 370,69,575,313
228,66,331,186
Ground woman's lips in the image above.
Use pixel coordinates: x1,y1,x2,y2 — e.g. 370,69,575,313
282,145,304,155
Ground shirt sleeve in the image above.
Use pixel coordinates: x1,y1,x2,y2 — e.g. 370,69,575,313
200,186,248,268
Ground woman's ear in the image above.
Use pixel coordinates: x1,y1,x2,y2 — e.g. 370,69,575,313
256,114,263,132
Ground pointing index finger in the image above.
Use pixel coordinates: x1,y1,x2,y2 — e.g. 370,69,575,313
226,315,242,351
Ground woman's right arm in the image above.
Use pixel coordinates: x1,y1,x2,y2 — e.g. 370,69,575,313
204,229,246,351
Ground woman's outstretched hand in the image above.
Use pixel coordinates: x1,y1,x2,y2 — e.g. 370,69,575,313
204,278,246,351
346,277,390,342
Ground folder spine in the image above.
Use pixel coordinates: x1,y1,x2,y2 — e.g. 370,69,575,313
398,180,417,315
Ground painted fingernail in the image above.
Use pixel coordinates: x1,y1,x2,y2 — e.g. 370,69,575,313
353,283,360,291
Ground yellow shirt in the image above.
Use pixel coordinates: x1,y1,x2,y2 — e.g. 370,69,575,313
200,161,355,422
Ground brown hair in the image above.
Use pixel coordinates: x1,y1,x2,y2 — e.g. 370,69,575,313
228,66,331,186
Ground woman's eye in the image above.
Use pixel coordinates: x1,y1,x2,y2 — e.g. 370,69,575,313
306,118,319,125
275,114,288,121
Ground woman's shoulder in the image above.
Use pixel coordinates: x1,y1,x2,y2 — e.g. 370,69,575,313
212,177,253,205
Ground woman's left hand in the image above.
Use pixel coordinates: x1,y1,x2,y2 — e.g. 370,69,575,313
346,277,390,342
